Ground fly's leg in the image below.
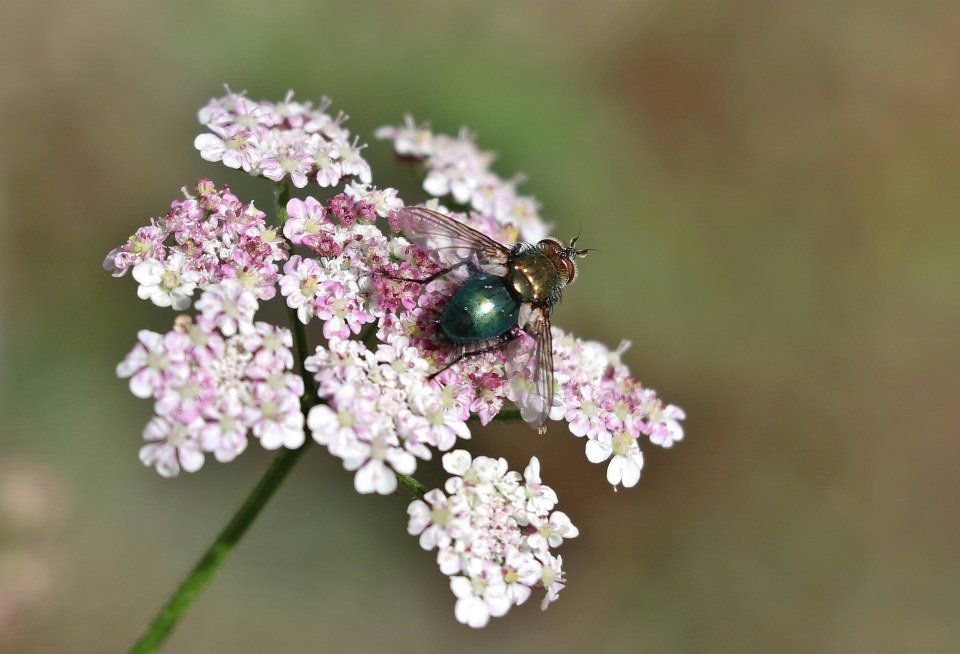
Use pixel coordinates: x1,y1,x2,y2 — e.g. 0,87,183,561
385,259,469,284
427,328,521,380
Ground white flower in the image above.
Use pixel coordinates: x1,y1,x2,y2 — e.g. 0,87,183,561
344,181,404,218
527,511,579,550
585,430,644,488
520,457,558,519
338,139,372,184
279,255,326,324
502,547,542,606
194,129,259,171
538,552,566,610
132,253,198,310
341,428,416,495
450,560,511,628
374,115,434,157
441,450,472,476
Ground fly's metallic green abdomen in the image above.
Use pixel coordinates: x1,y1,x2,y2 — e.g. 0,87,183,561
440,274,520,343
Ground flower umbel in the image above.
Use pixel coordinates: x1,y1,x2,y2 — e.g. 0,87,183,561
408,451,576,626
116,288,304,476
109,90,685,643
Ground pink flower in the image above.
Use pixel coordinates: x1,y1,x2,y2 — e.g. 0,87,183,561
407,489,468,551
328,194,376,227
537,552,566,610
247,385,305,450
563,384,607,438
283,197,335,251
260,140,315,188
244,322,295,373
307,399,371,456
106,180,289,309
313,142,343,187
194,91,373,191
139,416,206,478
313,280,371,340
279,255,326,324
408,387,471,452
648,403,686,448
200,397,249,463
194,281,258,337
468,371,507,426
103,221,167,277
116,329,191,398
337,137,372,184
183,316,226,366
154,369,216,423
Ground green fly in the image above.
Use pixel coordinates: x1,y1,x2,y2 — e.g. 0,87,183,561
393,206,590,433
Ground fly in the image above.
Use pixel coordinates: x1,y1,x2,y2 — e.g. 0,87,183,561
392,206,590,433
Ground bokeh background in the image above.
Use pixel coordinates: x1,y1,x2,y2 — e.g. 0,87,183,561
2,0,959,652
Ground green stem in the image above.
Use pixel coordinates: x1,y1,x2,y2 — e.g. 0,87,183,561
395,472,427,499
128,443,310,653
289,307,318,404
274,181,292,224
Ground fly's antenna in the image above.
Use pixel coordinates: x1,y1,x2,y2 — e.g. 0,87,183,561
567,228,593,258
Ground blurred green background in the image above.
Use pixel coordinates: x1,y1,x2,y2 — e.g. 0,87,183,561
2,0,959,652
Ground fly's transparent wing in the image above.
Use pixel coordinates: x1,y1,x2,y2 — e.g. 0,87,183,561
394,206,511,268
508,307,556,433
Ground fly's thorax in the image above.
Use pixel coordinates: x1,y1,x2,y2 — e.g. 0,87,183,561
507,241,573,306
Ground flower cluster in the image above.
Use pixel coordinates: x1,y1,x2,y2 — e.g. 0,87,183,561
304,337,471,494
548,332,685,488
278,191,405,339
104,180,288,310
108,90,686,628
116,284,304,477
408,451,576,627
377,117,549,242
195,90,372,189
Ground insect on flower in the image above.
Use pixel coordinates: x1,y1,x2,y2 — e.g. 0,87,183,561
392,207,590,434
